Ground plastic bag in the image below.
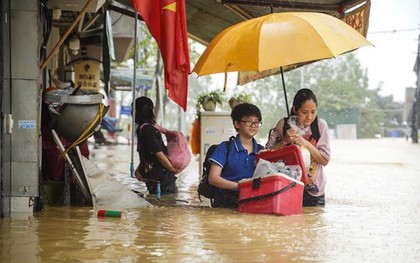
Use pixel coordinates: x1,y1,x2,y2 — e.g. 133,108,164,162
287,117,311,171
253,158,302,180
287,116,307,136
300,146,311,171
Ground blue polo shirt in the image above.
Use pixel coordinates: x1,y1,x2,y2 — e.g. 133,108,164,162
209,135,262,183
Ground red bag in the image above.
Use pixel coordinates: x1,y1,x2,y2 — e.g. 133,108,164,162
142,124,192,172
256,145,308,184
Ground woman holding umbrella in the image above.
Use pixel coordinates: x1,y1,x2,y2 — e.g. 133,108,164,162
266,89,331,207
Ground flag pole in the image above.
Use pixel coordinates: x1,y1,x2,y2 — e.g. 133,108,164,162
130,11,139,178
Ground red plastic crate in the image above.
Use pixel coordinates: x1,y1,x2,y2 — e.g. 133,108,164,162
256,145,307,184
238,174,303,216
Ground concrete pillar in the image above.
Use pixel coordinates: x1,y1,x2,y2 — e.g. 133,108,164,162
1,0,41,216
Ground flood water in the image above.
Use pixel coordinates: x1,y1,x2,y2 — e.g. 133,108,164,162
1,138,420,262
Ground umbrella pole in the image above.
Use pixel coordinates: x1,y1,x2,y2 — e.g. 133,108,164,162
280,67,290,117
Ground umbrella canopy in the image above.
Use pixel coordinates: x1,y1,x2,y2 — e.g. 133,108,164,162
192,12,372,76
192,12,372,116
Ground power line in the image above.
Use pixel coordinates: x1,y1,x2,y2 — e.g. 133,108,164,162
369,28,420,34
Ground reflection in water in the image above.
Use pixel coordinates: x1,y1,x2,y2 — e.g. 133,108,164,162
0,213,39,262
1,138,420,262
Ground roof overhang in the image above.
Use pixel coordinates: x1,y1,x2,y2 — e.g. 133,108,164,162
46,0,370,64
115,0,370,45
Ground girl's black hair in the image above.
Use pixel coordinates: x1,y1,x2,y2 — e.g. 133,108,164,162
231,103,262,130
284,88,320,142
133,96,155,125
291,88,318,115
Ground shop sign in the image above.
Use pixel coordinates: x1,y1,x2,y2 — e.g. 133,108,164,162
74,60,100,92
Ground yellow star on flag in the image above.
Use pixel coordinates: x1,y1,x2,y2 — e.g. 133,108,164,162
162,2,176,12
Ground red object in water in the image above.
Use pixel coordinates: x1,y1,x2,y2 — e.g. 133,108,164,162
97,210,107,217
97,210,123,217
238,174,303,216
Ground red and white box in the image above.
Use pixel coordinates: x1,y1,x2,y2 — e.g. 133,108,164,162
238,174,304,216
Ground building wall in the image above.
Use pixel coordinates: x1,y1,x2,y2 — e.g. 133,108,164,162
0,0,11,217
1,0,41,216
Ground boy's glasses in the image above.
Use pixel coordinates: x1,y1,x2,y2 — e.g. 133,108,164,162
240,120,262,127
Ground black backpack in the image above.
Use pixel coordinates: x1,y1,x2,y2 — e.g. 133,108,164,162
197,136,234,202
197,136,264,202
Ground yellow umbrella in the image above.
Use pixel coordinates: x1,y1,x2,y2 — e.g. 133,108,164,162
192,12,373,115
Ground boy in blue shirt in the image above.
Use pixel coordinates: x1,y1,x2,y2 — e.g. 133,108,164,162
208,103,264,208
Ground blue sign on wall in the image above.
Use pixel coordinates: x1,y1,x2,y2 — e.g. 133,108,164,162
120,105,132,115
19,120,36,129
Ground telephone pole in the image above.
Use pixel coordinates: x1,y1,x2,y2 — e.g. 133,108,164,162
412,35,420,143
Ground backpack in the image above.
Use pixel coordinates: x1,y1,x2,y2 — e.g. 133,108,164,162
197,137,264,202
140,123,192,172
197,137,234,201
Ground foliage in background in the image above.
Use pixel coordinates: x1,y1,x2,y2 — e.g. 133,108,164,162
302,53,384,138
229,90,253,102
128,25,157,68
234,52,386,139
195,90,225,118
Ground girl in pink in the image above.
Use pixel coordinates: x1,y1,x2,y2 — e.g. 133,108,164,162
266,89,331,206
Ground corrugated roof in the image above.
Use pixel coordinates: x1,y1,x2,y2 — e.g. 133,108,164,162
116,0,370,45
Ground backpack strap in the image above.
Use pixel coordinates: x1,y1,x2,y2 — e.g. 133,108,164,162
204,136,234,204
282,117,291,136
139,123,165,136
224,136,263,164
224,136,235,166
139,122,154,134
139,123,149,130
153,124,168,134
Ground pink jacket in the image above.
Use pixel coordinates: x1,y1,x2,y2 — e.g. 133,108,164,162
266,117,331,196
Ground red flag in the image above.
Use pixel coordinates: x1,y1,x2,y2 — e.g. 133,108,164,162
131,0,190,111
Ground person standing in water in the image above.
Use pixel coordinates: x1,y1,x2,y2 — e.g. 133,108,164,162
208,103,264,208
133,96,180,195
266,89,331,207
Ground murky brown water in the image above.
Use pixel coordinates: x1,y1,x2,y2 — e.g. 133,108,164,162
1,138,420,262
